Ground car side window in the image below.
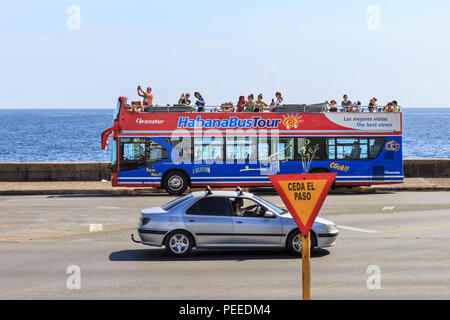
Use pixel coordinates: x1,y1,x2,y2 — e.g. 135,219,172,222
230,198,268,218
186,197,233,216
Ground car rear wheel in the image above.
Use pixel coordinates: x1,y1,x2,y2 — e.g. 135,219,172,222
162,171,189,195
286,230,316,255
165,231,193,257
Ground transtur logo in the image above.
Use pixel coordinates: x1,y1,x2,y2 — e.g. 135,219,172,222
136,118,165,125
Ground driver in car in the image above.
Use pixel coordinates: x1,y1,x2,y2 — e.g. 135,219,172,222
232,198,259,217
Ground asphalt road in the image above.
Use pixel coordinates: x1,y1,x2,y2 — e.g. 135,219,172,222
0,191,449,299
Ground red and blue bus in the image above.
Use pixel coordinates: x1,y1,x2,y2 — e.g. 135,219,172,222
102,97,403,194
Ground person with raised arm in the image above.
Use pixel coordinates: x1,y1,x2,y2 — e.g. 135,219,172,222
178,93,191,105
137,86,154,109
326,100,338,112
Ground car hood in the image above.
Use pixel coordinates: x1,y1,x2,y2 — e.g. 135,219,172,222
140,207,167,215
279,211,335,226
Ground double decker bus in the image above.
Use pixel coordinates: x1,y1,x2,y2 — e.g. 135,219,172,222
102,97,403,194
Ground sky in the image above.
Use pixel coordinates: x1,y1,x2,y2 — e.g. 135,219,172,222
0,0,449,108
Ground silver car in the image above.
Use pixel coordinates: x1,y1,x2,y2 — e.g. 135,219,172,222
133,188,339,256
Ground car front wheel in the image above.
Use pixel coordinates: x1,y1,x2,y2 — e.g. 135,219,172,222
165,231,193,257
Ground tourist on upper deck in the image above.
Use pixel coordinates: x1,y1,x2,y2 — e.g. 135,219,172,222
221,102,234,112
353,101,362,112
326,100,338,112
270,99,275,109
275,92,283,107
254,94,269,112
244,94,256,112
392,100,400,112
178,93,191,105
131,101,143,113
368,97,378,112
236,96,246,112
383,102,393,112
341,94,352,111
194,92,205,112
137,86,154,108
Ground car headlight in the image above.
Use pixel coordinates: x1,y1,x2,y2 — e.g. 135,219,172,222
326,224,338,233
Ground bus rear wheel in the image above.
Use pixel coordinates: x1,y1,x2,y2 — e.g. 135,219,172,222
162,171,189,195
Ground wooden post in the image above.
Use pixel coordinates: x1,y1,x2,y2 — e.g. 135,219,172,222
302,233,311,300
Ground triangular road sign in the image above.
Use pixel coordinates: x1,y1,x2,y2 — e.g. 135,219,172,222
269,173,337,235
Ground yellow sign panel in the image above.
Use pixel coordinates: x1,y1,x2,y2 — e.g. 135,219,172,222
278,179,328,226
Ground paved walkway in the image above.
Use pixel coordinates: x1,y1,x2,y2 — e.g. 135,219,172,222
0,178,449,195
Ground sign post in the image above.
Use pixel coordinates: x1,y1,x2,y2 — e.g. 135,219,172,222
269,173,337,300
301,233,311,300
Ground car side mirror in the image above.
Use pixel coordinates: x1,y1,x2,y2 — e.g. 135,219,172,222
264,211,275,218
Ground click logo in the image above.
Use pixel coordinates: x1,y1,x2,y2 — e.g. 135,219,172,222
385,140,400,152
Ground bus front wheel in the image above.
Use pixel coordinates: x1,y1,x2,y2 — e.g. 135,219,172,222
162,171,189,195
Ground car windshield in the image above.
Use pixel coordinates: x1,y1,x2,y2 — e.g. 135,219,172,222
161,194,193,211
253,196,286,215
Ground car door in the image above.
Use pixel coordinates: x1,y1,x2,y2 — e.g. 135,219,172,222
230,197,283,246
183,196,234,246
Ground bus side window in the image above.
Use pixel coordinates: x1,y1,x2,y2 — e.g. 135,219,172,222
297,137,325,161
226,137,257,163
166,137,192,164
335,138,369,160
369,138,386,159
326,138,336,160
194,137,224,163
274,138,294,161
148,140,169,162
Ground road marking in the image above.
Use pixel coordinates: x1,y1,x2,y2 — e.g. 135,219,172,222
0,226,135,241
375,224,450,234
89,224,103,232
336,225,378,233
382,206,395,211
95,206,122,210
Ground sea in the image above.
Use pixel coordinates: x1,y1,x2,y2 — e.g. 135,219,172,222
0,108,449,162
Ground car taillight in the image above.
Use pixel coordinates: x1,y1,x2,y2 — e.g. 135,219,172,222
140,217,150,226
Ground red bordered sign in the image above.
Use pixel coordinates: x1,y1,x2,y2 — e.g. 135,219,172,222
269,173,337,235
